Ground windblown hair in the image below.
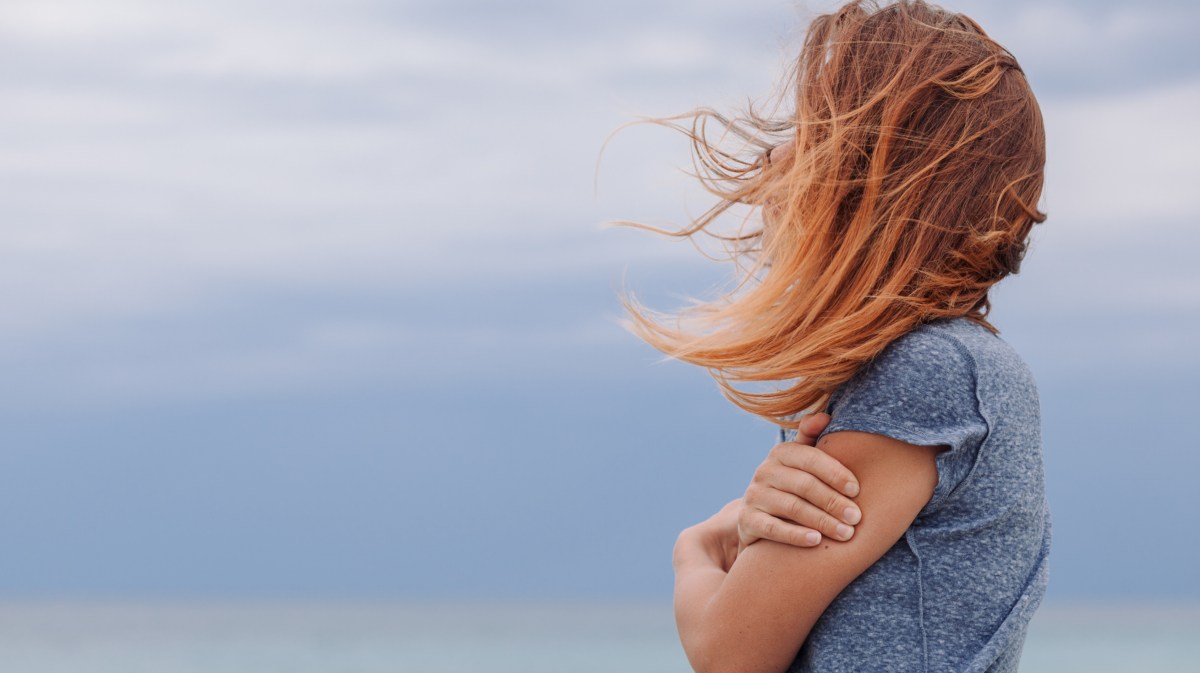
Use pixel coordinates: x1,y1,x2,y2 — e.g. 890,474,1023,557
619,0,1047,427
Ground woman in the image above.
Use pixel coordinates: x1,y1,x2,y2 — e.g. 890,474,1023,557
618,2,1051,672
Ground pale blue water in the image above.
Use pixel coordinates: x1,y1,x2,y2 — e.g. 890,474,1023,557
0,601,1196,672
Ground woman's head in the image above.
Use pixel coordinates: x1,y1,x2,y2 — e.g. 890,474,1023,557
619,0,1046,425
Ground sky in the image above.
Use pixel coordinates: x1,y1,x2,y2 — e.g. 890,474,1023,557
0,0,1197,601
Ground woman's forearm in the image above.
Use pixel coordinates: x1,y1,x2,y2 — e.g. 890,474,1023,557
672,527,733,673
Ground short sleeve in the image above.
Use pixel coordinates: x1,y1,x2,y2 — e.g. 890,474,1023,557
819,327,989,514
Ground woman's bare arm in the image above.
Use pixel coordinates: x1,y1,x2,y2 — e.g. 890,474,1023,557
674,430,940,673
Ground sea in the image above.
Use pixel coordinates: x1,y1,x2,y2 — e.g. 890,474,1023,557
0,601,1196,673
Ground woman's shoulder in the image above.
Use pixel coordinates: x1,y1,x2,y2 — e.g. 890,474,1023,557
870,317,1036,396
823,317,1037,438
919,317,1040,403
831,319,980,413
824,319,986,449
887,316,1007,361
919,317,1033,369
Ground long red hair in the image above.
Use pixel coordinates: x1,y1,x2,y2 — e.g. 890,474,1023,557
618,0,1047,427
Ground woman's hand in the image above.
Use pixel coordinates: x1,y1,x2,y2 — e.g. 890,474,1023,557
738,412,863,550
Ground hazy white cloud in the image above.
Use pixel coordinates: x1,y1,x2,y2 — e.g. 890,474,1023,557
1007,4,1149,49
1041,80,1200,230
0,0,782,339
0,0,162,40
0,0,1195,405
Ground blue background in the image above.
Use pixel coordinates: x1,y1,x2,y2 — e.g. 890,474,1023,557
0,0,1196,602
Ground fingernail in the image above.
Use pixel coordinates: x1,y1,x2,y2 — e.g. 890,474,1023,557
844,507,861,525
805,531,821,545
845,481,859,497
836,524,854,540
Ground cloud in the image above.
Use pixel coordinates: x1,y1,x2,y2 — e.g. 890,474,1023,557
0,0,162,40
0,0,785,336
0,0,1196,408
947,1,1200,95
1041,79,1200,231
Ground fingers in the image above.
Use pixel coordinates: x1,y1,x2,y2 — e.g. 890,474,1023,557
769,437,859,498
736,417,864,551
746,478,857,542
738,505,823,549
797,412,831,444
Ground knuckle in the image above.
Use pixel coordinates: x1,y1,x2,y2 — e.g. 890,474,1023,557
760,518,779,538
817,514,837,535
825,494,842,515
795,471,816,492
743,486,762,505
784,497,806,523
793,447,815,469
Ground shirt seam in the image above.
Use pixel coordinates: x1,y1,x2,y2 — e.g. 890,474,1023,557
906,527,931,673
823,416,945,446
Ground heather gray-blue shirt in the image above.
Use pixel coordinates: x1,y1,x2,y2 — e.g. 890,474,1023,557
780,317,1051,673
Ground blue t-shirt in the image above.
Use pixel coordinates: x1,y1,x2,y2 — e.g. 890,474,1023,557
780,317,1051,673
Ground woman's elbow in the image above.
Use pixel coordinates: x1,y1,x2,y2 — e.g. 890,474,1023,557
682,631,795,673
685,647,744,673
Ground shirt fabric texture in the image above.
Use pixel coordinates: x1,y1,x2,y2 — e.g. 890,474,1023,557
779,317,1051,673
